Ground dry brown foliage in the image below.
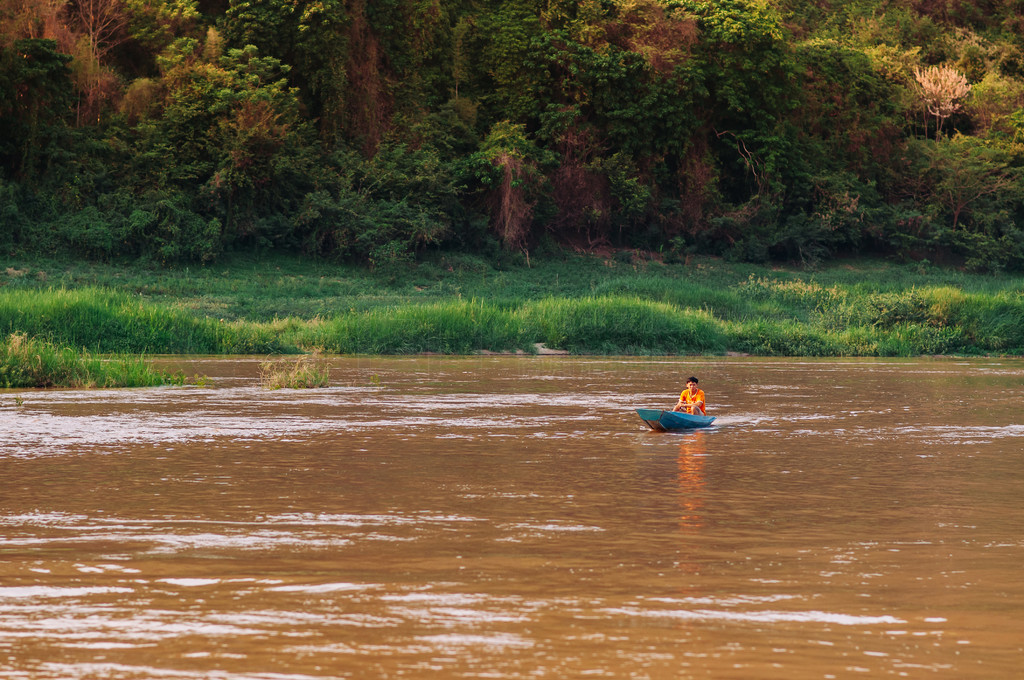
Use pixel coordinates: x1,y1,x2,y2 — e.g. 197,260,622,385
0,0,73,48
676,138,716,233
548,127,612,246
228,99,288,170
71,0,130,59
604,0,697,73
488,152,536,251
1,0,131,125
70,34,121,125
345,0,390,155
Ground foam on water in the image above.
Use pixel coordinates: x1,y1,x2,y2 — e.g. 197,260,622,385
601,607,906,625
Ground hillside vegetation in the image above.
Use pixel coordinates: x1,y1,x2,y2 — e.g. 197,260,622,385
4,0,1024,270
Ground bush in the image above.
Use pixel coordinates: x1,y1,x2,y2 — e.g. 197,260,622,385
295,145,457,266
873,323,965,356
121,192,223,263
820,289,932,330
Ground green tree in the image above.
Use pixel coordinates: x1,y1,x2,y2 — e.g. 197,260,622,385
670,0,800,219
0,39,74,182
294,143,458,267
128,40,317,253
222,0,349,139
904,135,1024,270
464,120,554,250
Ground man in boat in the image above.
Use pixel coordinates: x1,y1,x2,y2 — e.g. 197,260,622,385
673,376,706,415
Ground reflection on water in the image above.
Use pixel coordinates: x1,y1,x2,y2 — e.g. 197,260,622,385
676,432,706,533
1,356,1023,678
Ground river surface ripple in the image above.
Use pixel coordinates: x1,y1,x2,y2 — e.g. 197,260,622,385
1,356,1022,678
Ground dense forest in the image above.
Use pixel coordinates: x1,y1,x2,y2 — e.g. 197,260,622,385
3,0,1024,270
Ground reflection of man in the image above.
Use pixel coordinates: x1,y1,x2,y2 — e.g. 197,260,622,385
677,432,706,532
673,376,706,415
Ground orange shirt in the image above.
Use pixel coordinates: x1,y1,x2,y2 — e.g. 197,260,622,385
679,388,706,415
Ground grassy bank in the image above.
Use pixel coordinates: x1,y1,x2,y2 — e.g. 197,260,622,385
1,253,1023,369
0,287,292,354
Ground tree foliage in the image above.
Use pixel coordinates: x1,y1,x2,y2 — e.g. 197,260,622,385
3,0,1024,270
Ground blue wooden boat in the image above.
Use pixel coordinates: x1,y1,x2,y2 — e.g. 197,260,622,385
636,408,715,431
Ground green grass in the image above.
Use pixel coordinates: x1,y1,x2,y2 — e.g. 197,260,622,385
1,251,1023,364
295,300,526,354
0,332,189,388
518,296,724,355
0,287,293,354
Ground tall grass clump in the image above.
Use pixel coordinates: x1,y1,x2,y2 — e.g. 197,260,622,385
259,352,331,389
215,318,298,354
871,324,966,356
0,288,292,354
731,276,851,326
923,287,1024,352
730,279,1023,355
735,276,847,310
0,333,170,388
297,300,525,354
817,289,933,331
724,319,837,356
974,293,1024,353
518,296,725,354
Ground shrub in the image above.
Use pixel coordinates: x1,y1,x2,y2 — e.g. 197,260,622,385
295,146,457,266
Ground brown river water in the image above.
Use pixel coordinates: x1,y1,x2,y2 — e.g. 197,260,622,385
1,356,1022,679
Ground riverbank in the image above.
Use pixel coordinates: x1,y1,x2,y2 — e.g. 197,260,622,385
1,252,1022,386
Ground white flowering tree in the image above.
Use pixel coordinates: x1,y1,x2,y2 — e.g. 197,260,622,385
914,65,972,139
